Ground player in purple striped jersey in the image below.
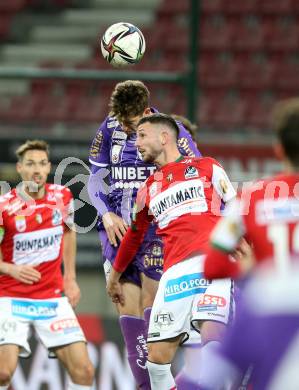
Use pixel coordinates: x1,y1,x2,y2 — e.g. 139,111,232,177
88,80,200,389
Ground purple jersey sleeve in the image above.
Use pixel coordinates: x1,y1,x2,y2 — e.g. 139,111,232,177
177,122,201,157
88,117,113,217
89,117,112,170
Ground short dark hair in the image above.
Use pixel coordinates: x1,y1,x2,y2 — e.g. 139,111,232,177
15,140,50,161
109,80,150,121
137,113,180,139
272,98,299,167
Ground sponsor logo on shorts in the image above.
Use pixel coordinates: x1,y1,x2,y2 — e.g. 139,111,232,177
148,332,160,338
11,300,58,320
0,319,17,333
154,311,174,329
207,312,225,318
164,273,211,302
197,294,227,312
50,318,80,334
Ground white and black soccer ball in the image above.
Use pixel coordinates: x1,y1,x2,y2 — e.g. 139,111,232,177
101,22,146,67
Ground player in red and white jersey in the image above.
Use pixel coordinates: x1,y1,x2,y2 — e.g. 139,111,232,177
0,140,94,390
201,99,299,390
0,182,74,299
106,113,236,390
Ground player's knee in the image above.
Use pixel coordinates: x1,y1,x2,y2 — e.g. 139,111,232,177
0,367,14,385
147,344,168,365
68,360,94,385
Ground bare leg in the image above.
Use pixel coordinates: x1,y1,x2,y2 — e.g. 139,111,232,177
0,345,19,387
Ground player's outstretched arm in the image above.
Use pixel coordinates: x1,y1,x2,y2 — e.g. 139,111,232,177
63,227,81,308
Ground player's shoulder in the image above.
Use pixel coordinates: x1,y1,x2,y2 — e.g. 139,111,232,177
0,189,17,210
95,116,121,136
180,156,221,168
199,156,222,167
47,184,72,199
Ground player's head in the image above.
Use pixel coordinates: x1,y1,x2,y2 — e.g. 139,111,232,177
136,113,179,163
16,140,51,190
272,98,299,169
171,114,198,142
109,80,151,133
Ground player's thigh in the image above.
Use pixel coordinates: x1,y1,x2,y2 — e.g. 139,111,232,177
191,276,234,341
198,320,227,344
54,341,91,371
147,262,199,345
148,336,183,364
140,272,159,309
34,297,86,357
0,298,31,358
0,344,20,375
116,281,143,317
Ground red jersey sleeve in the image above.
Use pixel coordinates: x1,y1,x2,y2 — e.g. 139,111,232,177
204,246,241,279
113,181,153,273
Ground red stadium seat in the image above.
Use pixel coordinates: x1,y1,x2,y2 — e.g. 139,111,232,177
199,53,239,88
273,60,299,91
224,0,259,14
1,95,43,123
36,95,75,123
260,0,293,15
200,17,234,50
264,18,299,52
157,0,189,16
0,15,12,41
71,95,106,123
231,18,265,51
209,94,248,128
0,0,25,12
201,0,225,14
246,92,275,128
237,54,275,89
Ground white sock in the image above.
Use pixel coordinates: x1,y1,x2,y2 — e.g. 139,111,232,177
67,383,93,390
147,360,176,390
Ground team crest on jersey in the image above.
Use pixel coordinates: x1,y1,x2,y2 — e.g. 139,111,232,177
184,166,199,179
111,145,122,164
52,209,62,226
15,216,26,232
149,182,158,197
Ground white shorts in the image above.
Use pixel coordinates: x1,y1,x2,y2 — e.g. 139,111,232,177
147,255,233,343
0,297,86,358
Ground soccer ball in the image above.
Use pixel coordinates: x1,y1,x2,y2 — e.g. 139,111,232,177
101,22,146,67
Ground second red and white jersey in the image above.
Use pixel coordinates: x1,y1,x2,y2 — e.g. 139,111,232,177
134,156,236,271
0,184,74,299
209,173,299,272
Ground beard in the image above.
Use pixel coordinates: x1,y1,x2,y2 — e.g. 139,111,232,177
141,148,161,164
